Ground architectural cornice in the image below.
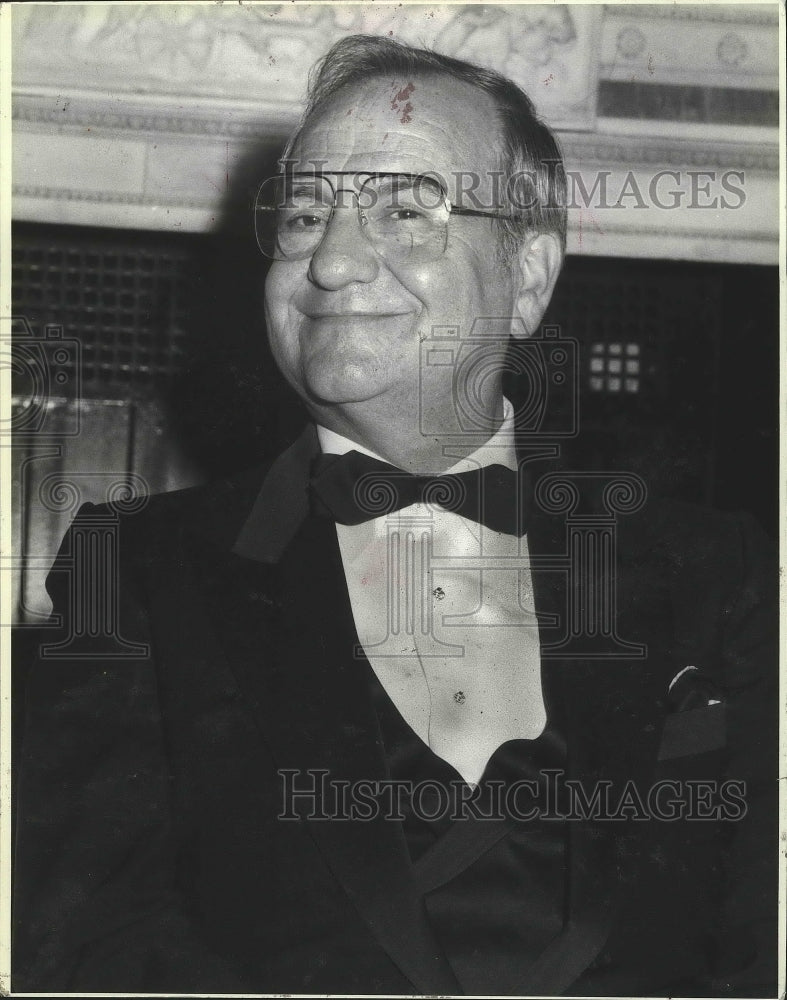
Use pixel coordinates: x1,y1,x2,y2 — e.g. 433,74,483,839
12,101,291,141
12,185,214,210
559,133,778,172
624,4,779,26
13,94,778,174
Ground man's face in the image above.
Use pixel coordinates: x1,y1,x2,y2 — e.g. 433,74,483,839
264,75,522,427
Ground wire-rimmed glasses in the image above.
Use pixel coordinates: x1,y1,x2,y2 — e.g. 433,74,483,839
254,171,508,264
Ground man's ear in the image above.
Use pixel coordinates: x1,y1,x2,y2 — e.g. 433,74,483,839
511,233,564,339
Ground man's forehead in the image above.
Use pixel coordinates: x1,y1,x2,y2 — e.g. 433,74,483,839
288,76,503,180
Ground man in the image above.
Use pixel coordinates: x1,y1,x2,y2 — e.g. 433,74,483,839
13,35,777,997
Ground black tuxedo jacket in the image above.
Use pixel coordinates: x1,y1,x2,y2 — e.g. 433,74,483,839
13,429,778,996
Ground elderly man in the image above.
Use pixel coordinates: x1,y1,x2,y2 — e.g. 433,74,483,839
14,35,776,997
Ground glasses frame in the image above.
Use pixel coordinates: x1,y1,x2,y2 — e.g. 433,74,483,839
254,170,514,262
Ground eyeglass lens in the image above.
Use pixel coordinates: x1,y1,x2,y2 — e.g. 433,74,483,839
254,174,450,263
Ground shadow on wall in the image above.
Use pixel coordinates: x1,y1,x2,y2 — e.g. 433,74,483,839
165,136,308,482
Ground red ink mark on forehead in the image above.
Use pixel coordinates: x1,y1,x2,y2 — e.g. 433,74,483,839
392,82,415,106
390,81,415,124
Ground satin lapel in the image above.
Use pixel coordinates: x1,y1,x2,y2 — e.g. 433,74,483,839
193,514,460,996
519,501,668,995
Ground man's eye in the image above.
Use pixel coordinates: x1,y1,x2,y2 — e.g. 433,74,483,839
384,207,428,222
282,211,329,231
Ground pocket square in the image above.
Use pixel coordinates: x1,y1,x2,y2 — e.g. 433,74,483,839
667,665,724,712
658,666,727,761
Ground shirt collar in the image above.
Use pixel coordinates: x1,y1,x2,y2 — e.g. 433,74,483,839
316,397,519,474
234,399,520,564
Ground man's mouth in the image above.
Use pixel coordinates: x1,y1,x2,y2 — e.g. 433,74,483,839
303,311,412,319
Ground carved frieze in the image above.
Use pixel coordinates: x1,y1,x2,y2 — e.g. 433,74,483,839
13,4,601,129
600,6,778,88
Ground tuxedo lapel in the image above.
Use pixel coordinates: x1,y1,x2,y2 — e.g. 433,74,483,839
514,499,669,995
399,493,669,997
517,659,666,996
194,510,460,995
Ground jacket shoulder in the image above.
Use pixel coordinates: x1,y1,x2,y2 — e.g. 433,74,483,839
78,461,273,550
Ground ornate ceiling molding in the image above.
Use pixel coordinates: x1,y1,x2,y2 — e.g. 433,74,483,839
12,4,602,130
599,8,778,90
12,93,292,141
13,184,214,210
629,4,778,26
13,92,779,174
559,133,778,172
571,221,774,242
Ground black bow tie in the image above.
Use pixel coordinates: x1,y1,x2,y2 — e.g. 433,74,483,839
309,450,526,536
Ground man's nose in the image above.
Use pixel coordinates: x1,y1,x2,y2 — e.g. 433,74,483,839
307,205,380,289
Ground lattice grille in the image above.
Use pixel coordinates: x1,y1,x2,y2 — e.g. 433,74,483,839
598,81,779,125
12,226,194,391
544,262,719,419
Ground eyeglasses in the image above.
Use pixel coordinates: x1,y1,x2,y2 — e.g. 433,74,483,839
254,172,510,264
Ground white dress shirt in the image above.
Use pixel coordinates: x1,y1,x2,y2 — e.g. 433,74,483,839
317,399,545,785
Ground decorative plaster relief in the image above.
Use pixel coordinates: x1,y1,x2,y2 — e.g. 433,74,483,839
616,28,647,60
13,3,602,129
716,33,749,68
636,4,778,27
600,9,778,87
